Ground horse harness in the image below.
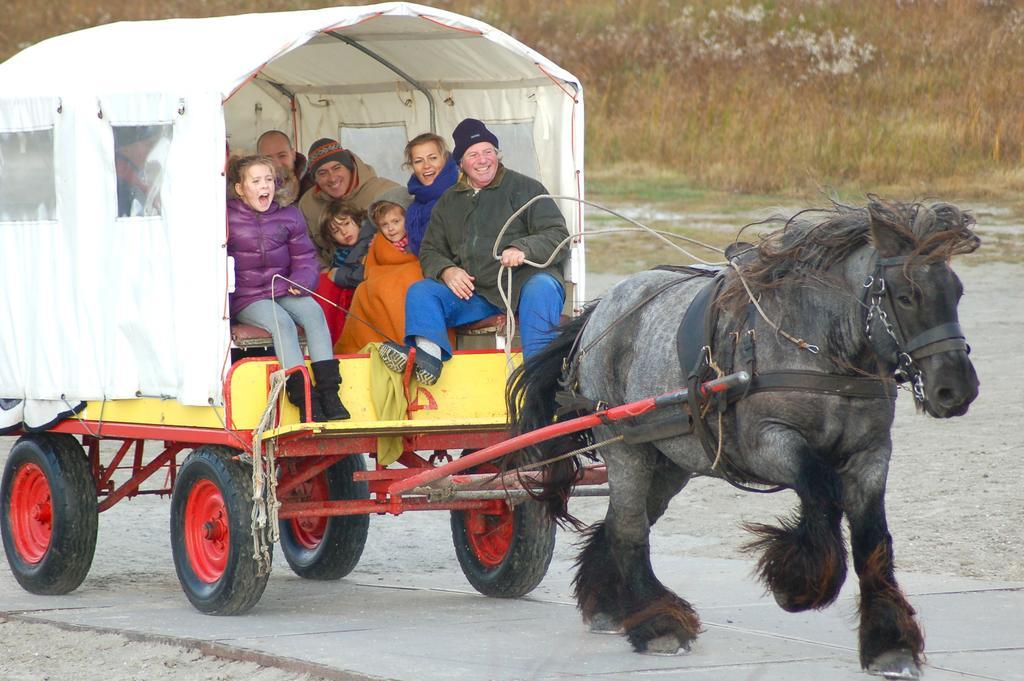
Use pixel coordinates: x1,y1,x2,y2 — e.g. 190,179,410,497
676,265,895,493
862,254,970,402
556,249,969,493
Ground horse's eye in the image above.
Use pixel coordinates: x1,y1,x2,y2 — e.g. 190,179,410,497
897,294,913,307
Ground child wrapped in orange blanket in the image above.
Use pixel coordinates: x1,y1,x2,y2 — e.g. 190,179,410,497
337,201,423,354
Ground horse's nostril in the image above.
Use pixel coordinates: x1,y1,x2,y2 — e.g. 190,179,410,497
936,387,955,406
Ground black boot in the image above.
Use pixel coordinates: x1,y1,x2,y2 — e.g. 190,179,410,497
284,371,325,423
311,359,351,421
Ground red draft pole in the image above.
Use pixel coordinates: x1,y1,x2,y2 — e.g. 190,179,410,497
387,371,749,497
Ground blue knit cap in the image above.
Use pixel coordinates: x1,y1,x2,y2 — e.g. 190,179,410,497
451,118,499,163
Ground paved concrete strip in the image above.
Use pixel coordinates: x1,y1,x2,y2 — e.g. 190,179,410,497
0,611,389,681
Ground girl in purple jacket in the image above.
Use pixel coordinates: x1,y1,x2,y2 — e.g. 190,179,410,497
227,155,349,421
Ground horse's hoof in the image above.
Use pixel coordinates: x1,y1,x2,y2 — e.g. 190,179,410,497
867,649,921,679
772,590,796,612
588,613,624,635
772,590,810,613
640,634,690,656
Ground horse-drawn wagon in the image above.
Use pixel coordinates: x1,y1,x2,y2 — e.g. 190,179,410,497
1,5,985,679
0,2,590,615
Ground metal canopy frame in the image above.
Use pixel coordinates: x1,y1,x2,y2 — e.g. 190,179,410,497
327,31,437,133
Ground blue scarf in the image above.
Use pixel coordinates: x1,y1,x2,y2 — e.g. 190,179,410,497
331,245,353,268
405,156,459,255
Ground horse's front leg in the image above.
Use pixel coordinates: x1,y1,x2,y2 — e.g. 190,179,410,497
843,455,924,678
579,445,700,654
742,429,848,611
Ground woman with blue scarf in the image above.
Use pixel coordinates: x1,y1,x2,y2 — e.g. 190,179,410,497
403,132,459,255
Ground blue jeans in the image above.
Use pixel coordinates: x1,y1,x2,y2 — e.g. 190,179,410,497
404,273,564,360
236,296,334,369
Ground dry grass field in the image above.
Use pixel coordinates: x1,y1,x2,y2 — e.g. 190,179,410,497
4,1,1024,199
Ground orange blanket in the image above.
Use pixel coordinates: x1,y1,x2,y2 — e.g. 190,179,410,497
336,234,423,354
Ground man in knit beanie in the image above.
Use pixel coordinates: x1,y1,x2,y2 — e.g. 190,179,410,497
298,138,408,257
377,118,568,387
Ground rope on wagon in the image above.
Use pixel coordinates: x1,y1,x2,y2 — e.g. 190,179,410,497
63,395,107,438
269,273,399,345
489,195,813,367
249,369,285,574
490,195,728,369
512,433,624,473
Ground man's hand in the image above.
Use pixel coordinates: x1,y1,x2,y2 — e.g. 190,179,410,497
500,246,526,268
441,266,475,300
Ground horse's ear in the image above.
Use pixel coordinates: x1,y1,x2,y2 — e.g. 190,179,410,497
921,203,982,256
867,199,916,257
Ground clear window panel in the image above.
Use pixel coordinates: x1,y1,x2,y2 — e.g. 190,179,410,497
114,124,173,218
0,129,57,222
487,121,540,181
340,124,408,185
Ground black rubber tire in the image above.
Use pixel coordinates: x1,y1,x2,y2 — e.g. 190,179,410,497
0,433,97,595
451,482,555,598
170,445,270,615
278,454,369,580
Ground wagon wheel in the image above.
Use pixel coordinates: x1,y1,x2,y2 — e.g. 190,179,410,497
170,445,269,615
278,454,369,580
0,433,98,595
450,460,555,598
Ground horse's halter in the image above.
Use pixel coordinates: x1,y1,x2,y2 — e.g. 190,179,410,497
862,254,969,402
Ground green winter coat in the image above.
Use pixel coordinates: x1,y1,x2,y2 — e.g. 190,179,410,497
418,165,569,310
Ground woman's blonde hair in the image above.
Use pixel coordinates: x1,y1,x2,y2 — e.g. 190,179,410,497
226,155,277,199
402,132,449,170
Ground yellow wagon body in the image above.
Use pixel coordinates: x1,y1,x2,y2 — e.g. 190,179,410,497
72,352,519,439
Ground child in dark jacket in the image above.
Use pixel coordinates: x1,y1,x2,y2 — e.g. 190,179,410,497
312,200,374,346
227,155,349,421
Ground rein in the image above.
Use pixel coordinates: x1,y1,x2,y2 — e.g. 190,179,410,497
559,271,709,396
551,247,967,494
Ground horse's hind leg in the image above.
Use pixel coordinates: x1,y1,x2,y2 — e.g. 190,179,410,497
573,521,624,634
844,464,924,677
744,439,848,611
575,453,692,637
575,446,699,654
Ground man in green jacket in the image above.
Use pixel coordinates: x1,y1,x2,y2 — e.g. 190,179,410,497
379,118,569,385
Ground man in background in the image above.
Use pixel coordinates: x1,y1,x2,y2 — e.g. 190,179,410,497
256,130,313,205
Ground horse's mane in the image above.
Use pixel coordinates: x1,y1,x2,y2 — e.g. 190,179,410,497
718,198,980,312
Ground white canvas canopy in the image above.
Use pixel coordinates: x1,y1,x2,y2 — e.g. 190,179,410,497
0,2,585,415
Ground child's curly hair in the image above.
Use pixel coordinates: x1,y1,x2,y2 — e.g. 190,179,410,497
226,155,278,199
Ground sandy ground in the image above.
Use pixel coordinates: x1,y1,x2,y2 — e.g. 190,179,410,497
1,260,1021,680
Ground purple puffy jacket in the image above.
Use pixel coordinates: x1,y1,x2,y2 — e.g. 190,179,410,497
227,199,320,317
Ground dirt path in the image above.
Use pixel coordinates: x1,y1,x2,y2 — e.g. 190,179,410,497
1,260,1021,680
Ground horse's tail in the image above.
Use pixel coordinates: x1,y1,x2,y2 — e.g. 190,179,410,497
505,307,596,529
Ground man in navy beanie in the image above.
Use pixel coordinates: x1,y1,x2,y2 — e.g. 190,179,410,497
378,118,569,386
450,117,499,163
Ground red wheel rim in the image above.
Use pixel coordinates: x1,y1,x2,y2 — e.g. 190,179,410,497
9,462,52,564
464,502,514,568
287,473,328,550
184,479,229,583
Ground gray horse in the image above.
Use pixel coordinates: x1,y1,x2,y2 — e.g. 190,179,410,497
508,199,980,678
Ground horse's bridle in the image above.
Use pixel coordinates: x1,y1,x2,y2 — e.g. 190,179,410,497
862,254,970,402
